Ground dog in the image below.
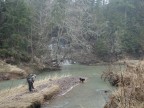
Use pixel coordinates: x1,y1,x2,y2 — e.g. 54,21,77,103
79,77,85,83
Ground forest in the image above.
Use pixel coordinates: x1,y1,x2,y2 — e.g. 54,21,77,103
0,0,144,108
1,0,144,64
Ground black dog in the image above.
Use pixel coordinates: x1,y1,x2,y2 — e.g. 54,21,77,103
26,74,36,92
79,77,85,83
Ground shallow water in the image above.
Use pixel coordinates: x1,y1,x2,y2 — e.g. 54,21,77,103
41,65,116,108
0,64,119,108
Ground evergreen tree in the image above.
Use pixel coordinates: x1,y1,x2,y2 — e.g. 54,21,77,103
0,0,31,61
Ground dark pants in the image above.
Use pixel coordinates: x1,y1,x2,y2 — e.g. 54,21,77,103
27,80,34,92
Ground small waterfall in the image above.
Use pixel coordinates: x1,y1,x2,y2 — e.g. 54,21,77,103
62,60,71,65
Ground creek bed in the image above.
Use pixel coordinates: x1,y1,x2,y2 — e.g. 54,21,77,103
0,64,116,108
41,65,115,108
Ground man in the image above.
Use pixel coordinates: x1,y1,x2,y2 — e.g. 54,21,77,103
26,74,36,92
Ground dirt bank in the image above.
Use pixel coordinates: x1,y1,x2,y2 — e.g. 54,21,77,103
0,60,27,81
0,76,82,108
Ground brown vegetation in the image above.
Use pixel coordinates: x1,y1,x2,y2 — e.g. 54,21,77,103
0,60,27,81
0,76,62,108
0,58,62,81
103,61,144,108
101,65,120,87
0,85,59,108
0,76,80,108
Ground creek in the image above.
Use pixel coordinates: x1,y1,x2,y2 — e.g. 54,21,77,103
41,65,115,108
0,64,118,108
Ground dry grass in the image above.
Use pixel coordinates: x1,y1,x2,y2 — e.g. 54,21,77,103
104,60,144,108
0,75,69,99
0,60,27,81
0,60,26,74
0,75,70,108
101,64,120,86
0,85,59,108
